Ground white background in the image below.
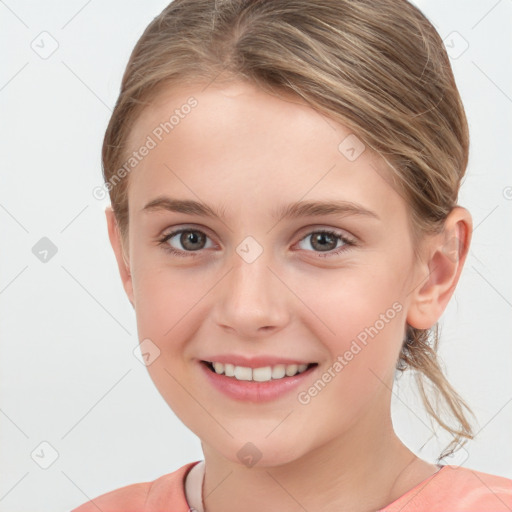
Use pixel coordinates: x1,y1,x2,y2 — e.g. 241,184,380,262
0,1,511,510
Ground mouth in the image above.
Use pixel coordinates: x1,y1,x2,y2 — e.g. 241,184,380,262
200,360,319,382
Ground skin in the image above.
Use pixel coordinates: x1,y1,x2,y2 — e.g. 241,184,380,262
106,79,472,512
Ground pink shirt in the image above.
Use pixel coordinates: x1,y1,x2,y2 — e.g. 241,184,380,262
71,461,512,511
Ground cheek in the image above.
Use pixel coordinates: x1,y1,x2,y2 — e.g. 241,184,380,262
131,244,199,329
130,258,217,382
299,260,405,342
296,262,405,388
130,264,208,424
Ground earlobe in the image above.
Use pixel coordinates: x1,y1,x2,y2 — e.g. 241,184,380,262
406,207,472,330
105,206,135,307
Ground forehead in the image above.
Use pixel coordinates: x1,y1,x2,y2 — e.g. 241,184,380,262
125,80,404,223
128,79,342,154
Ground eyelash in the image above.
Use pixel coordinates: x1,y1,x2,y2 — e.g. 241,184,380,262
157,228,357,259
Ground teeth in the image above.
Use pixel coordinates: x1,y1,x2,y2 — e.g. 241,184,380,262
234,366,252,381
208,361,312,381
271,364,285,379
253,367,272,382
285,364,298,376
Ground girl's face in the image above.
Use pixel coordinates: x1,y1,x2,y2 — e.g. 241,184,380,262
113,80,425,466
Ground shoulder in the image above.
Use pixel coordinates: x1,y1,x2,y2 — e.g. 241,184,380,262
70,461,200,512
70,481,151,512
438,465,512,507
384,465,512,512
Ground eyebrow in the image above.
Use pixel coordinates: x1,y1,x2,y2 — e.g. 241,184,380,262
142,196,380,221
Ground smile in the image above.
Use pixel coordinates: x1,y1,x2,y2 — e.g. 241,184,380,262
203,360,316,382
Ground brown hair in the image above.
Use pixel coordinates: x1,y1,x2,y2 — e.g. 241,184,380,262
102,0,476,461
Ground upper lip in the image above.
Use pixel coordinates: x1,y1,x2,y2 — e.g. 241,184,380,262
200,354,317,368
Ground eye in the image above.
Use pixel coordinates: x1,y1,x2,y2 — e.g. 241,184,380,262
157,227,356,259
297,229,356,258
158,228,214,257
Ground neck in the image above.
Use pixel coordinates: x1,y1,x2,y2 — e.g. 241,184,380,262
197,398,433,512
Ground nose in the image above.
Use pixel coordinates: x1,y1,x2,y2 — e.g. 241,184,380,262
213,247,291,339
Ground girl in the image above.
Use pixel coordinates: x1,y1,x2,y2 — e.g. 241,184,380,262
73,0,512,510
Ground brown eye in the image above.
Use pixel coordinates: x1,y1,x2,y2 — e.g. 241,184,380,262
309,232,338,252
179,230,207,251
297,229,356,258
159,228,213,255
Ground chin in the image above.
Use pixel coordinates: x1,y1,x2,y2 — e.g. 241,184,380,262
208,434,311,470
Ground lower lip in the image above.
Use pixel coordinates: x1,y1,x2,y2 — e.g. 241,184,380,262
198,361,318,403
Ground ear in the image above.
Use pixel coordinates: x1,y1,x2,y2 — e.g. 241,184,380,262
105,206,134,308
406,206,472,330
